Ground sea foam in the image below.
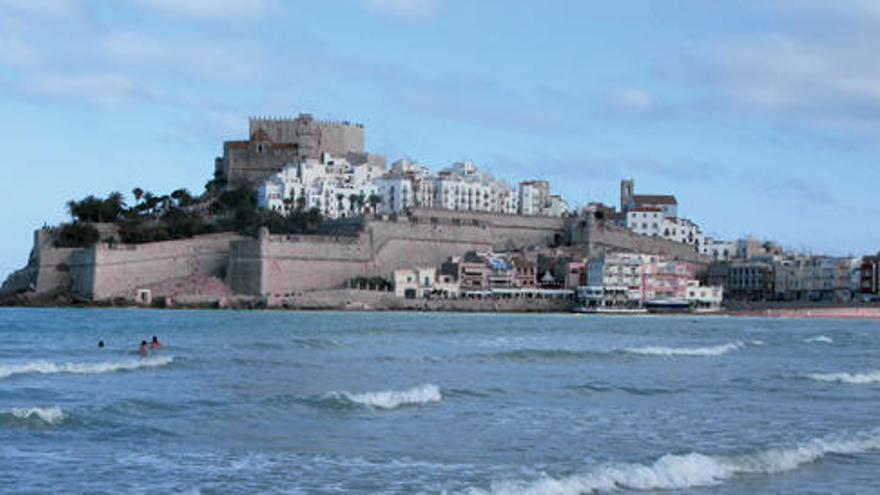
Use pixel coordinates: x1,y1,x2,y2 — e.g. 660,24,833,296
0,356,174,380
623,342,742,357
330,384,442,410
4,406,65,425
805,335,834,344
467,428,880,494
806,370,880,384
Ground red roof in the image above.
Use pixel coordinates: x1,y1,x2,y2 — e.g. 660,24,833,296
633,194,677,206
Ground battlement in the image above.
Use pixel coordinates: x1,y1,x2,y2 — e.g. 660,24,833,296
248,114,364,129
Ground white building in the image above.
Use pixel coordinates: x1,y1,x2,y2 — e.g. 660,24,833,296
626,209,706,249
258,153,382,219
394,267,437,298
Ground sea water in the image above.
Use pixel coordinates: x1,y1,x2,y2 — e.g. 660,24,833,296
1,308,879,494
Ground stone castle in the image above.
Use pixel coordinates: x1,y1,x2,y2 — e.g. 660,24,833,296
1,112,711,305
215,113,385,185
4,208,708,304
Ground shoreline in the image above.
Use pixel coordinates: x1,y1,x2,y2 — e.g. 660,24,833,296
4,293,880,319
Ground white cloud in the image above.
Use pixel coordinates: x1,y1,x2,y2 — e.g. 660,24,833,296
615,88,654,112
129,0,271,20
366,0,436,18
22,72,153,107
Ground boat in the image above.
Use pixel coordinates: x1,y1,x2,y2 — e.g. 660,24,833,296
644,298,692,314
573,306,648,315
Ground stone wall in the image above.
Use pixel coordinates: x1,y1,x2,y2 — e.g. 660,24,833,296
568,216,709,264
228,210,566,296
71,233,245,301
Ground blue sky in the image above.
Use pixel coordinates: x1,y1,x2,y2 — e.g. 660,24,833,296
2,0,880,277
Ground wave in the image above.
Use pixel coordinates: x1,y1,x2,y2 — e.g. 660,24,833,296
623,342,742,357
806,335,834,344
0,356,174,380
568,383,681,396
327,384,442,410
467,428,880,494
487,349,612,361
1,406,65,425
806,370,880,384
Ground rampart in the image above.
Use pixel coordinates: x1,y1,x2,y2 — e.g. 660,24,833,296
228,209,566,296
70,233,245,300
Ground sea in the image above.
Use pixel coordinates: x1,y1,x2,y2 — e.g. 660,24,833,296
1,308,879,494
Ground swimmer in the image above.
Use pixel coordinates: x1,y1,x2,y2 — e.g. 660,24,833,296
139,340,149,356
150,335,162,348
98,340,105,349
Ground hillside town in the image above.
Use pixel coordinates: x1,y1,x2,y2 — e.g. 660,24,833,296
2,112,878,315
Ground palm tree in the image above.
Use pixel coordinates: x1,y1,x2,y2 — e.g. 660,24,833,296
336,193,345,216
348,193,360,214
132,187,144,204
368,193,382,213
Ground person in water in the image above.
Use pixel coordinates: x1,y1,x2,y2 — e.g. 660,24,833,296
98,340,105,349
150,336,162,348
139,340,149,356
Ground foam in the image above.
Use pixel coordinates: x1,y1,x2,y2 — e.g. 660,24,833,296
623,342,742,357
468,428,880,494
805,335,834,344
806,370,880,384
0,356,174,380
7,406,65,424
330,384,442,410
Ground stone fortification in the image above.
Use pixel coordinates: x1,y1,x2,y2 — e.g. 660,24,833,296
228,209,566,296
217,113,368,184
4,210,709,303
567,214,708,264
70,233,245,301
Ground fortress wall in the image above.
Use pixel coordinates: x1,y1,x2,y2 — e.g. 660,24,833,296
34,235,80,295
231,211,564,296
316,122,365,156
585,220,708,264
72,233,244,301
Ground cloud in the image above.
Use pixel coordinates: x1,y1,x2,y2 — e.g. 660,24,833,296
365,0,436,18
706,6,880,135
21,72,154,107
129,0,272,20
613,88,655,113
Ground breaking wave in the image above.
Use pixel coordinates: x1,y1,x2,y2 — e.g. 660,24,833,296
327,384,442,410
623,342,742,357
806,335,834,344
467,428,880,494
806,370,880,384
0,356,175,380
1,406,65,425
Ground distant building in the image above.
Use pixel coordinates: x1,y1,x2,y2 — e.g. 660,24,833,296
257,153,382,219
860,254,880,299
620,178,678,217
216,113,385,185
394,267,437,299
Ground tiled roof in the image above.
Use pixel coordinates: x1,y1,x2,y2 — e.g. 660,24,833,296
634,194,678,205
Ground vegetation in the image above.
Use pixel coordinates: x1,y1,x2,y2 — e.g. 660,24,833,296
54,222,101,248
61,178,326,245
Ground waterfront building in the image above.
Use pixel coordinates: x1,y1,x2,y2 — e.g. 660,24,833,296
860,254,880,299
726,259,775,300
701,238,736,261
393,267,436,298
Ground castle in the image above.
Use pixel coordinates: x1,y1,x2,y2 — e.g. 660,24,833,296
215,113,385,185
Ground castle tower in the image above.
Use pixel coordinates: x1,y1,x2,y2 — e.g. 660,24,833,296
620,179,634,212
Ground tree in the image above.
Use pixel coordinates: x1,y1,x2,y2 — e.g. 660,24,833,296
132,187,144,203
54,222,100,248
348,193,360,214
171,188,194,207
336,193,345,216
368,193,382,212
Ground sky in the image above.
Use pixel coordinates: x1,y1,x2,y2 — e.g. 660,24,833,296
2,0,880,277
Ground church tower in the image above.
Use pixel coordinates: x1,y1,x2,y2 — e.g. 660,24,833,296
620,179,634,213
